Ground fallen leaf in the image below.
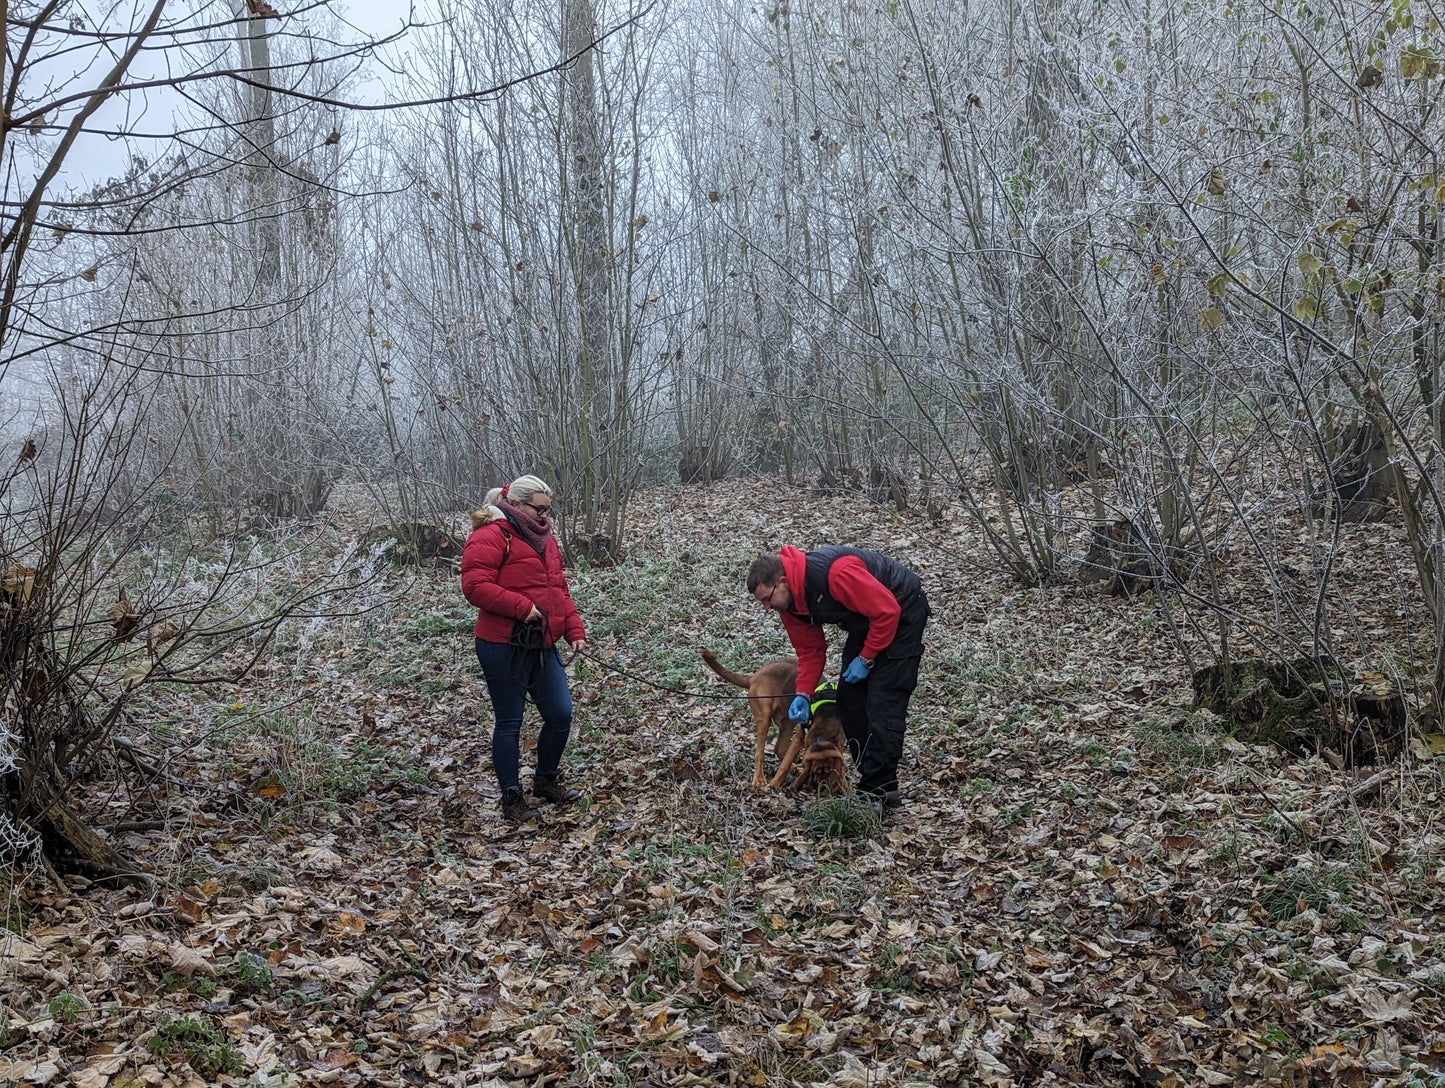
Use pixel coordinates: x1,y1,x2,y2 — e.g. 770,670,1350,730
328,911,367,937
974,1048,1013,1083
168,943,217,979
832,1053,873,1088
172,892,206,924
683,930,719,953
1360,988,1413,1022
120,660,150,690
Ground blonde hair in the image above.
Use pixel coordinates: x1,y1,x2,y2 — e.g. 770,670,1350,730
470,474,554,529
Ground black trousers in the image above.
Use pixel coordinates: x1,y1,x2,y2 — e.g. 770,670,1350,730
836,591,930,796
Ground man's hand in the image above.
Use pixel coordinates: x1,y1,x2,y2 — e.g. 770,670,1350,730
788,695,812,723
842,657,873,684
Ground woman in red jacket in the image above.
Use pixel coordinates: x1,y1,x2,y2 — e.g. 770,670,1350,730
461,474,587,824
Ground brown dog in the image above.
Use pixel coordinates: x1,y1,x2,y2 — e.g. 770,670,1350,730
790,699,849,796
700,649,800,788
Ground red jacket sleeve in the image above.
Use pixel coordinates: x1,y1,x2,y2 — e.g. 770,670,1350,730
781,611,828,696
827,555,900,660
460,525,534,621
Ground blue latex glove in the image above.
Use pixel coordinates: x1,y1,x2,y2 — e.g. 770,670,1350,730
842,657,872,684
788,694,812,723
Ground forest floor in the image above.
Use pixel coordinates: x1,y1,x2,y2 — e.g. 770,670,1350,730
3,482,1444,1088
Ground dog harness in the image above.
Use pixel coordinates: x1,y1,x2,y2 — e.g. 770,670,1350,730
809,682,838,719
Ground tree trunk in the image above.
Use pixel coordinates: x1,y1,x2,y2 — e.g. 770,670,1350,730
234,0,281,289
3,617,137,879
18,751,135,878
564,0,613,543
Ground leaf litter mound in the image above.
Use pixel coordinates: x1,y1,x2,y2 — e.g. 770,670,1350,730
3,483,1444,1088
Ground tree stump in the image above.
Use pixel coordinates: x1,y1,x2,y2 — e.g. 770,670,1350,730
1191,657,1404,766
1332,420,1392,522
364,523,462,568
868,461,910,511
1080,519,1158,596
2,605,139,881
251,471,334,521
679,445,728,485
21,752,137,879
1345,673,1407,766
567,534,622,568
991,430,1103,492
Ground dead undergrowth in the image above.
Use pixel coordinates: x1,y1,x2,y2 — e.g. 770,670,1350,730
1,483,1443,1087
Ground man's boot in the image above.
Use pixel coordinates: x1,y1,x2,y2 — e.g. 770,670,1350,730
862,788,903,821
532,773,579,804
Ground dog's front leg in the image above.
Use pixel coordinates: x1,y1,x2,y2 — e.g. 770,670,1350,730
769,730,806,789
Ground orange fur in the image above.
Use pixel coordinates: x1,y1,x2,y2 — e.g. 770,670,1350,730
701,649,799,788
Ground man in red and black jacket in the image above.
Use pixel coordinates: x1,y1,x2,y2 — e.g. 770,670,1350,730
747,546,931,813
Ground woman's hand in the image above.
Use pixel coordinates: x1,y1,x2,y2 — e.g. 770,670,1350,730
570,639,586,654
524,605,543,623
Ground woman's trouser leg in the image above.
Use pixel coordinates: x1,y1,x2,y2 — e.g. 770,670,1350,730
528,648,574,778
475,639,526,791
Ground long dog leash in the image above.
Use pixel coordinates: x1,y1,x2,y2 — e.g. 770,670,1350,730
562,646,789,701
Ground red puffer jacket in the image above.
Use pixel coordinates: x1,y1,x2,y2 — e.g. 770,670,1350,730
460,517,586,646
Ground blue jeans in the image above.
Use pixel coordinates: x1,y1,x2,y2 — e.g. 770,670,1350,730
474,639,574,791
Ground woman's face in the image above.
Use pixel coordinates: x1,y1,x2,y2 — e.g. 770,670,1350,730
517,494,552,525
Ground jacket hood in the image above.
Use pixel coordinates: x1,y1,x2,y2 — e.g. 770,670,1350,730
779,545,809,616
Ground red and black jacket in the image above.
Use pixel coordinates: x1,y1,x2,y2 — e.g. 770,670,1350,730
778,544,924,695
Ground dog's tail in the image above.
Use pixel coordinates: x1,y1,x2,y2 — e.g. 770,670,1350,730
700,649,752,689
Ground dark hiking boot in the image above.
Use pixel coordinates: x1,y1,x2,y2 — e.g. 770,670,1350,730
500,787,535,824
532,774,580,804
862,788,903,821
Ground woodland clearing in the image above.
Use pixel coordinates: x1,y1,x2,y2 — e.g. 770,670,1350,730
1,481,1443,1088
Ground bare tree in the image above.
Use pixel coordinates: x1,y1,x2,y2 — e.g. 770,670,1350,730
360,0,667,561
0,0,399,876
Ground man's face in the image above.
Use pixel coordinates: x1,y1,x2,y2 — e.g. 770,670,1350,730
754,577,791,613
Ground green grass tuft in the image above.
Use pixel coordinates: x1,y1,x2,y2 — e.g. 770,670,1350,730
802,795,881,840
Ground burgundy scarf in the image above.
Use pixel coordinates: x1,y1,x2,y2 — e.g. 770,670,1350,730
499,497,553,558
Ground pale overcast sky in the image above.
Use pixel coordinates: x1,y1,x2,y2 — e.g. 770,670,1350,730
59,0,419,190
